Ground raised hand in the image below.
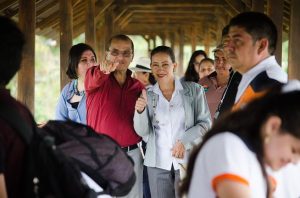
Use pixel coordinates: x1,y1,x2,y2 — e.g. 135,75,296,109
135,89,147,113
100,57,119,74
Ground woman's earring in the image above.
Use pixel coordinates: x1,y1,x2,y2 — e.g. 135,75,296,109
264,136,270,144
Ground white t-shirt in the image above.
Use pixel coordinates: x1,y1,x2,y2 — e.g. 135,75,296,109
270,163,300,198
188,132,267,198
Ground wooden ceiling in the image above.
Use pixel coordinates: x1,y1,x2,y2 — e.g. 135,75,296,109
0,0,292,46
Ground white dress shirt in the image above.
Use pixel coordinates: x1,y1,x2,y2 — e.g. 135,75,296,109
152,79,186,171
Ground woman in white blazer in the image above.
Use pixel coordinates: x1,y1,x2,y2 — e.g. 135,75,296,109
134,46,211,198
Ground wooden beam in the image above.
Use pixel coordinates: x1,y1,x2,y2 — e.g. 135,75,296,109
18,0,35,113
118,11,133,29
225,0,246,13
37,11,59,30
120,0,224,7
95,0,113,20
59,0,73,89
124,7,221,14
36,1,57,16
72,0,82,7
251,0,264,12
0,0,17,12
288,0,300,79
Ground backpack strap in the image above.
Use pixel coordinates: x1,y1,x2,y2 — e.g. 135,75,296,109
0,102,33,145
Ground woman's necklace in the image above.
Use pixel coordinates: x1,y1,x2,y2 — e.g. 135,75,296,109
74,79,85,96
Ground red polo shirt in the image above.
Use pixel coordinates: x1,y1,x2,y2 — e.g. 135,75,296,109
85,66,144,147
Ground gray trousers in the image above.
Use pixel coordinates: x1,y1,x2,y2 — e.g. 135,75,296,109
118,148,143,198
147,166,180,198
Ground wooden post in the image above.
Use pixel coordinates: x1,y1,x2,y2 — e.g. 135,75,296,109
191,26,197,53
268,0,283,65
160,34,166,46
152,35,157,48
59,0,73,89
85,0,95,49
142,35,151,54
288,0,300,79
104,8,114,50
96,23,105,61
18,0,35,113
146,38,151,54
203,30,211,56
178,28,185,76
97,8,114,61
173,31,180,73
165,31,171,47
252,0,264,12
170,32,175,50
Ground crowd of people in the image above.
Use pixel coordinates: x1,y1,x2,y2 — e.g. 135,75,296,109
1,11,300,198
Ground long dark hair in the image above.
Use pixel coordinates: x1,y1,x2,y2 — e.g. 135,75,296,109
66,43,97,79
179,86,300,197
184,50,207,82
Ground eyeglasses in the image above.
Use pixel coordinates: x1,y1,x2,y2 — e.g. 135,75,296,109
108,49,132,58
151,62,172,70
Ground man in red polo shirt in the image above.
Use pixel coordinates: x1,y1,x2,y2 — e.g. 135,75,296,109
85,34,144,198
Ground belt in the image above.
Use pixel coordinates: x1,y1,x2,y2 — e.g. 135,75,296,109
122,144,138,152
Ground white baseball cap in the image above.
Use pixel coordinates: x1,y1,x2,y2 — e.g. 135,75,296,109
130,57,151,73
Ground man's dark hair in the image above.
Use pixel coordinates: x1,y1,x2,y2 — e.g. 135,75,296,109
151,46,176,63
228,12,277,55
66,43,97,79
0,16,25,85
107,34,134,54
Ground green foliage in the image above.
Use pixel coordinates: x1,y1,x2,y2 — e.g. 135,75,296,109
35,36,60,123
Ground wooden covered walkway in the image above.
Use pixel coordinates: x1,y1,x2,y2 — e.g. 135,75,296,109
0,0,299,114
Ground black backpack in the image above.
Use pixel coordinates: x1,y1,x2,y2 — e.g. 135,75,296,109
0,103,97,198
39,120,136,196
0,104,136,197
